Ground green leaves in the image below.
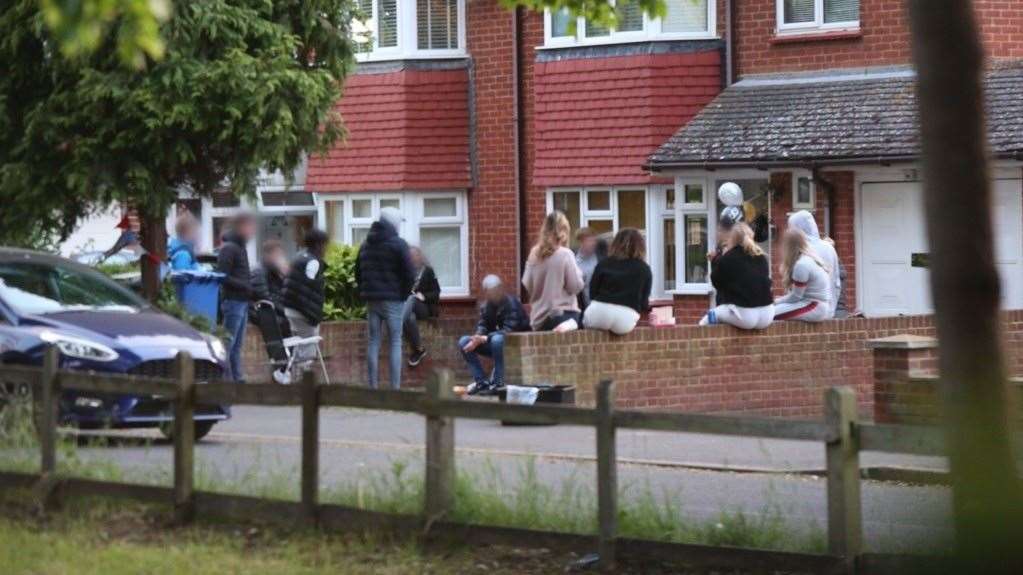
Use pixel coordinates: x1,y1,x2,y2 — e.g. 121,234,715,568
323,243,367,320
0,1,354,244
40,0,171,68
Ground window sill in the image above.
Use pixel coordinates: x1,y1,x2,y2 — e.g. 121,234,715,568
668,287,713,297
355,51,468,64
771,29,863,45
537,34,720,51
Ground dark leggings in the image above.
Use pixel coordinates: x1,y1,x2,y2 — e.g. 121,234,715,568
538,310,581,331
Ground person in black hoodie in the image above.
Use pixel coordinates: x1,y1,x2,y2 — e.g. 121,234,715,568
217,213,257,381
355,207,415,390
281,229,329,382
699,222,774,330
582,228,652,335
402,246,441,368
459,274,530,395
250,239,291,338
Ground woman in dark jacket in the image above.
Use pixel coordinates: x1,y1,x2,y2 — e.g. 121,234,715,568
402,246,441,367
699,223,774,330
582,228,652,335
250,239,291,338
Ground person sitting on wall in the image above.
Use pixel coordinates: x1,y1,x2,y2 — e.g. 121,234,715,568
788,210,841,318
402,246,441,368
582,228,652,336
699,223,774,330
168,212,201,271
281,229,330,381
774,228,832,323
522,210,585,332
459,274,531,396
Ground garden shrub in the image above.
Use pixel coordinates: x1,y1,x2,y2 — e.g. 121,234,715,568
323,243,366,320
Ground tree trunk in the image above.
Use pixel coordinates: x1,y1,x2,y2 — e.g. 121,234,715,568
908,1,1023,570
140,210,167,301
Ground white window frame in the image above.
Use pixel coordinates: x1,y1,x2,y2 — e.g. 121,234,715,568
356,0,467,62
792,172,816,210
316,190,470,296
775,0,860,36
542,0,716,48
674,177,715,294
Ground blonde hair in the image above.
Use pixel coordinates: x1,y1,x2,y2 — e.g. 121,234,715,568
780,229,827,289
729,223,763,257
531,211,571,260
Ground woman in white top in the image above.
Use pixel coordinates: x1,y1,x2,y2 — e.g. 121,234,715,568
774,228,832,322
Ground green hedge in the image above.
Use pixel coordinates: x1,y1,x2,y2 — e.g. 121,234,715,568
323,243,367,321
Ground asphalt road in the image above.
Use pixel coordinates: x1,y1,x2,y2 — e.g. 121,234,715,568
50,405,956,554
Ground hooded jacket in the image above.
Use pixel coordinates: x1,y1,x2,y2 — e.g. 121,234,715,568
788,211,841,316
217,231,252,302
282,251,327,325
168,237,199,271
355,220,416,302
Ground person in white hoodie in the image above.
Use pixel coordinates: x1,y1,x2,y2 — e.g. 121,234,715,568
787,210,841,318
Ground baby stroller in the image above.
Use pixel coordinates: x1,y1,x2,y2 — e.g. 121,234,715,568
253,300,330,385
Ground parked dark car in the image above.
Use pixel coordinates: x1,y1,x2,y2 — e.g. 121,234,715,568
0,248,230,440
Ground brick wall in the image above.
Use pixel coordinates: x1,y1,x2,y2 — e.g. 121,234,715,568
736,0,1023,77
466,1,521,297
503,311,1023,418
243,311,1023,420
871,334,1023,425
242,317,476,387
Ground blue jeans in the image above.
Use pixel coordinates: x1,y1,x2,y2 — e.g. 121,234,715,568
367,300,404,389
221,299,248,381
458,333,505,386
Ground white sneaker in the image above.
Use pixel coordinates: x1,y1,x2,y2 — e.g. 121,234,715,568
272,369,292,385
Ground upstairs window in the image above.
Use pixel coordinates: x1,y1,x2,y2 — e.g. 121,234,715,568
354,0,465,60
545,0,715,47
777,0,859,34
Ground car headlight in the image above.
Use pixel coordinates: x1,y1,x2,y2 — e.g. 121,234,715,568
206,335,227,362
39,331,119,362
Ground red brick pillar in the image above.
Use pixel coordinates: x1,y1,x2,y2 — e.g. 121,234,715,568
868,335,939,424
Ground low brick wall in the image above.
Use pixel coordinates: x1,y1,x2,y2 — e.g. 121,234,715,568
242,310,1023,419
242,317,477,388
870,334,1023,425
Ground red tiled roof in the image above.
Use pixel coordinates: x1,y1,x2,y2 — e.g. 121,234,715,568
532,51,722,187
307,68,471,192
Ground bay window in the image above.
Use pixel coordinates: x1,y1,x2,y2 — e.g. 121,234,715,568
544,0,715,47
777,0,859,34
354,0,465,60
320,191,469,295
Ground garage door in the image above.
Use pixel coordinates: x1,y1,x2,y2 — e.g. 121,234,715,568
860,179,1023,317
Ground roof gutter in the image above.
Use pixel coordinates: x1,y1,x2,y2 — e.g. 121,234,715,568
648,151,1023,173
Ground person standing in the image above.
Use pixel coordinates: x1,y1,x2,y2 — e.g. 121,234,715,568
402,246,441,368
169,213,201,271
521,211,585,332
217,212,257,381
787,211,841,318
699,223,774,330
281,229,329,380
355,207,415,389
774,228,832,322
251,239,291,338
583,228,652,335
459,274,531,395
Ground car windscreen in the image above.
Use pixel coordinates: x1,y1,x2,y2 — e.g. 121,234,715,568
0,260,144,315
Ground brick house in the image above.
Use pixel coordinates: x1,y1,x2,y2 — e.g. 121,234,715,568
203,0,1023,320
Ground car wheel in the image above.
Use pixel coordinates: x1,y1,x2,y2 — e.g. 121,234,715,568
159,421,217,442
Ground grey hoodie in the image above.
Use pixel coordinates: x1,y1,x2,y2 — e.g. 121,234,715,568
788,211,841,316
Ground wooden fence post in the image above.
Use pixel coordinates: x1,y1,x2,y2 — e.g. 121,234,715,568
36,345,61,511
301,370,320,525
424,370,455,527
173,351,196,525
596,379,617,570
825,386,862,570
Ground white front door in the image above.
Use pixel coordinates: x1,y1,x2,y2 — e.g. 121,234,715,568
860,179,1023,317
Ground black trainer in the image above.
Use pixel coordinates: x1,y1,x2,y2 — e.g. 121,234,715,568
466,380,490,396
408,348,428,367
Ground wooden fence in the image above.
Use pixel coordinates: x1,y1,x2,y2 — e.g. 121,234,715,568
0,347,952,574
